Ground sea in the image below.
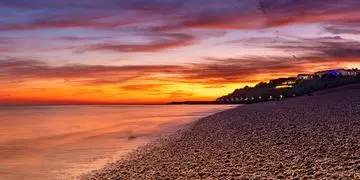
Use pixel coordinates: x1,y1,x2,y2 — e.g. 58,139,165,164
0,105,235,180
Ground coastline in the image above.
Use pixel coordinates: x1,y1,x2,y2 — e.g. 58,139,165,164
0,105,234,180
83,84,360,179
81,106,238,179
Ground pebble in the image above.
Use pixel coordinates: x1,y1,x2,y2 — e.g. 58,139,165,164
83,85,360,179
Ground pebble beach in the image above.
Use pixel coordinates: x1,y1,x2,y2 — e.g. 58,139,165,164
84,84,360,179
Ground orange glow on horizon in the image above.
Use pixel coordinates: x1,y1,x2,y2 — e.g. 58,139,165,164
1,60,358,105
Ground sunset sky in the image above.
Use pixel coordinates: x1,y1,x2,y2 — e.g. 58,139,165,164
1,0,360,104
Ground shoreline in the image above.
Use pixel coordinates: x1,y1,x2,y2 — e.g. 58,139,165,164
81,106,238,179
83,85,360,179
80,105,237,179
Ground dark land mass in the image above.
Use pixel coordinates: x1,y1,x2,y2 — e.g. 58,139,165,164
217,74,360,104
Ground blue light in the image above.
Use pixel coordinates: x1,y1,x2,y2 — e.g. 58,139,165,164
327,71,337,76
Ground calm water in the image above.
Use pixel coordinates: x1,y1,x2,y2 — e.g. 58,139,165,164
0,105,235,180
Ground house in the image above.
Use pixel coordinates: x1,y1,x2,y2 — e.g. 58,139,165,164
297,74,314,80
315,69,360,77
278,78,297,88
315,69,343,77
270,77,297,88
341,69,359,76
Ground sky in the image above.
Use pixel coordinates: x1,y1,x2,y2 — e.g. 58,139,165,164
1,0,360,104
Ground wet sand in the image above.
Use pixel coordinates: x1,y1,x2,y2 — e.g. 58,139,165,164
84,84,360,179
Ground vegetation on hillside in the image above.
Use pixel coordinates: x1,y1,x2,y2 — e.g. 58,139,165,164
217,74,360,104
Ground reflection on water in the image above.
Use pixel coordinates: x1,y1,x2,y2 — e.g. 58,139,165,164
0,105,235,180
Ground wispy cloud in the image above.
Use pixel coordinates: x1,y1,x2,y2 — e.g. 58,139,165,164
121,84,167,91
231,35,360,60
0,57,181,85
86,33,197,52
1,0,360,53
2,35,359,86
2,1,360,32
325,20,360,35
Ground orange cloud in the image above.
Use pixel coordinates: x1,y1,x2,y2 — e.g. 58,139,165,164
121,84,167,91
1,34,359,105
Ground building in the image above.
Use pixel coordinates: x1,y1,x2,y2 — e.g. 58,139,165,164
297,69,359,80
315,69,342,77
341,69,359,76
276,78,297,88
297,74,314,80
314,69,359,77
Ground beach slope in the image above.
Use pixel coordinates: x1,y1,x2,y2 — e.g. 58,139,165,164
85,84,360,179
